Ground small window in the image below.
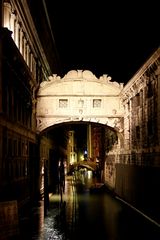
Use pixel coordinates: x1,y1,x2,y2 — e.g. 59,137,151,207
59,99,68,108
93,99,101,108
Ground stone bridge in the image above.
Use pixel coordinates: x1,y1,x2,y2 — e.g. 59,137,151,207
36,70,124,133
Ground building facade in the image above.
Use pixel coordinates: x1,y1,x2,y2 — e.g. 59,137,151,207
115,48,160,221
0,0,60,214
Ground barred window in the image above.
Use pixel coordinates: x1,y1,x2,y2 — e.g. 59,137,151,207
93,99,101,108
59,99,68,108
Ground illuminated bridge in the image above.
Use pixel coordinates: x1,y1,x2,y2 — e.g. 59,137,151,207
36,69,124,133
71,159,98,172
36,69,124,189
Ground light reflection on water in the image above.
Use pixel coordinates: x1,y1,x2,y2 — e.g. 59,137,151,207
44,208,64,240
42,173,116,239
30,202,44,240
30,173,160,240
42,175,120,239
43,176,79,240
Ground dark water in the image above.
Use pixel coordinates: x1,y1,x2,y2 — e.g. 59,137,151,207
19,173,160,240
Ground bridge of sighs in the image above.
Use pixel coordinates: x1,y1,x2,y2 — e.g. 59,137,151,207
36,70,124,188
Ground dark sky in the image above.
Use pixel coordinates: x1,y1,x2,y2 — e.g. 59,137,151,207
45,1,159,84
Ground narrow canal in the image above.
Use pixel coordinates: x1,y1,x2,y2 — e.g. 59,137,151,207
20,171,160,240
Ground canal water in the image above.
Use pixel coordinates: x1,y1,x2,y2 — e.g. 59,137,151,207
20,171,160,240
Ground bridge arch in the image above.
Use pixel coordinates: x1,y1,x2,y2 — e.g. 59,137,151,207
36,70,125,190
36,70,124,134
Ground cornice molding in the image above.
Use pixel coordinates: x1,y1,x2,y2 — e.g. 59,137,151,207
122,47,160,93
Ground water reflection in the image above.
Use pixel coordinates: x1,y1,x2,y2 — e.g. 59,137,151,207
31,203,44,239
19,200,44,240
44,176,78,240
23,171,160,240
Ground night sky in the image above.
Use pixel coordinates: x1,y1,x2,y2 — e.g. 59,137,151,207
44,1,159,84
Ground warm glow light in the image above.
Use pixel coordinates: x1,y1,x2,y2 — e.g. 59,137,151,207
70,155,75,165
87,170,92,179
80,155,84,161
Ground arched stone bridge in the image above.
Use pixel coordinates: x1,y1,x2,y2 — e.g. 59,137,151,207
71,159,98,172
36,70,124,133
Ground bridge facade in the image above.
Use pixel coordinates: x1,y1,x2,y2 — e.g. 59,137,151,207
37,69,125,189
36,70,124,133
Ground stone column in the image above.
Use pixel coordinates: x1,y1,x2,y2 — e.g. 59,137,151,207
19,28,23,54
23,37,27,61
10,12,15,40
3,2,11,29
30,52,33,72
14,19,19,47
26,43,30,66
